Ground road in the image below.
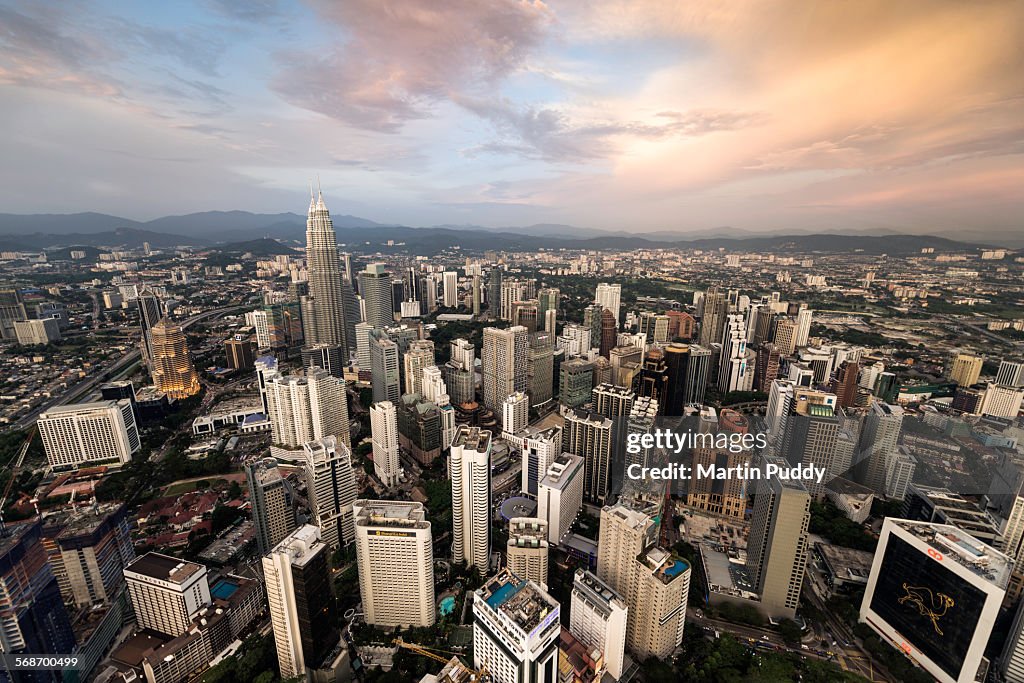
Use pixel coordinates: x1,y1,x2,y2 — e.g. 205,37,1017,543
13,305,247,430
943,314,1022,350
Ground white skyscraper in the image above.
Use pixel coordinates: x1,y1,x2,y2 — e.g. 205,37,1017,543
451,427,492,571
595,283,621,324
795,305,813,348
263,525,338,679
38,399,140,470
980,383,1024,418
718,313,748,393
501,391,529,438
482,325,529,413
537,453,584,544
123,553,210,637
354,500,435,628
354,321,374,370
371,334,401,404
443,271,459,308
403,340,435,396
370,401,400,487
422,365,457,449
473,569,560,683
305,187,350,350
264,367,350,460
570,569,628,680
302,436,357,549
506,517,549,589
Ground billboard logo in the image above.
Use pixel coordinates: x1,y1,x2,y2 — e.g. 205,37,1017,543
899,583,954,636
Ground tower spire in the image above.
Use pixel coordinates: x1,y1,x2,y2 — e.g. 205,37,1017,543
315,174,326,210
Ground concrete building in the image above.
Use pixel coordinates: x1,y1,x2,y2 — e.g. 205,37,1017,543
263,525,339,679
370,401,400,487
559,358,595,409
473,569,560,683
246,457,297,555
537,453,585,545
562,408,613,505
354,500,435,628
403,339,436,396
506,517,549,589
38,399,140,471
14,317,61,345
949,352,984,387
570,569,627,680
263,366,351,458
451,427,492,571
502,391,529,438
303,436,357,549
149,319,201,400
595,283,621,324
482,325,529,413
123,553,211,637
371,334,401,404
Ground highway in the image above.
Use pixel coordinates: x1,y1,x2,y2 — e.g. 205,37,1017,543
12,305,246,430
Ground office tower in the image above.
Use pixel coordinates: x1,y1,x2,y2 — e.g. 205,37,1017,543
442,271,459,308
854,401,905,495
597,505,655,597
660,342,689,414
949,352,984,386
829,360,861,408
774,318,797,355
371,334,401,404
423,367,457,449
301,342,344,377
997,359,1024,387
1,523,75,670
559,358,594,408
446,339,477,406
488,267,502,316
688,408,751,518
506,517,549,589
246,458,297,555
563,408,613,504
1003,601,1024,683
482,325,529,413
638,312,669,344
952,384,985,414
666,310,695,340
557,323,592,359
537,453,584,544
538,287,559,323
136,289,162,367
779,398,839,499
500,278,534,321
472,274,482,316
884,448,917,501
149,319,201,399
502,391,529,436
473,569,560,683
746,456,811,619
598,308,616,358
38,399,140,470
609,344,642,387
861,519,1008,683
263,525,339,679
0,287,28,339
41,502,134,609
595,283,621,324
264,367,350,457
592,382,635,419
583,303,604,347
304,189,350,352
354,321,374,369
398,393,443,466
354,500,435,628
794,306,813,348
698,286,728,347
450,427,492,571
638,347,668,409
513,425,562,497
256,302,304,355
302,436,357,549
980,383,1024,418
124,553,211,637
570,569,628,680
360,263,394,329
225,336,256,370
527,331,555,409
754,343,781,391
718,314,749,393
685,345,711,407
403,339,435,396
369,401,400,487
391,279,405,314
14,317,61,345
512,301,540,333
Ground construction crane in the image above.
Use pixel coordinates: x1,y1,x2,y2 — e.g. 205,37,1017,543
393,638,490,682
0,426,36,531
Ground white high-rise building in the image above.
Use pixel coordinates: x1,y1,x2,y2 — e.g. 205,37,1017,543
403,340,435,396
370,401,400,487
980,384,1024,418
570,569,628,680
506,517,549,589
303,436,357,549
422,365,457,448
558,323,592,357
443,271,459,308
354,500,435,628
264,367,350,459
473,569,560,683
997,359,1024,388
510,425,562,498
795,306,813,348
595,283,621,324
371,335,401,404
354,322,374,370
537,453,584,544
305,188,350,351
451,338,475,371
450,427,492,571
718,313,748,393
263,525,338,679
482,325,529,413
38,399,140,470
123,553,211,637
501,391,529,438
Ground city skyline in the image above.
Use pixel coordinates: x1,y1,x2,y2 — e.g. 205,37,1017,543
1,1,1022,241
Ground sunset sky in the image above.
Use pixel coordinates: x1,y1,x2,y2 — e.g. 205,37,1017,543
1,0,1022,237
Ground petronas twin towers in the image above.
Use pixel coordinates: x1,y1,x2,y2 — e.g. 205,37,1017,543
305,186,355,354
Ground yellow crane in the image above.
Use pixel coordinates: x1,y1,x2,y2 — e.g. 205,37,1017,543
393,638,490,682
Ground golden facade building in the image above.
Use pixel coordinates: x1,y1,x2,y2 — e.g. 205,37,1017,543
149,319,200,399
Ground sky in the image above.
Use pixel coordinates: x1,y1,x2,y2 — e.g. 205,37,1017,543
1,0,1023,238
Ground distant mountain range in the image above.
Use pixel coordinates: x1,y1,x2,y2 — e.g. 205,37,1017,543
0,210,1012,255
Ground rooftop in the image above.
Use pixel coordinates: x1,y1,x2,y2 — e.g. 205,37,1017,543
354,499,429,529
124,552,204,584
453,426,491,452
477,569,559,634
891,518,1011,588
